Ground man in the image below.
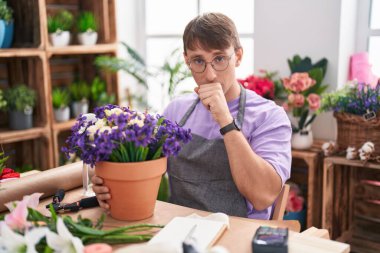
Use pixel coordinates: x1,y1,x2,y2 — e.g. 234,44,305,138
93,12,291,219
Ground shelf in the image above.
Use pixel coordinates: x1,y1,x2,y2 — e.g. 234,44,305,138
0,49,44,58
46,44,118,56
52,119,77,132
0,126,49,144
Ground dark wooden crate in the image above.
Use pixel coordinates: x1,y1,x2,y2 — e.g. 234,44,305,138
1,137,52,171
0,56,48,129
46,0,116,44
7,0,43,48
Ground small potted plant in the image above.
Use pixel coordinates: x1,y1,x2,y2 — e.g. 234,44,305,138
4,85,36,130
52,87,71,122
77,11,98,45
90,77,115,107
48,10,74,47
0,0,14,48
69,81,90,118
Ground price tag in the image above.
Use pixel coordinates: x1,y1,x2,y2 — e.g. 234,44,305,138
363,110,376,121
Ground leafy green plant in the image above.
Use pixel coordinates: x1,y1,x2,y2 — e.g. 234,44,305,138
69,81,90,102
90,77,115,106
47,10,74,33
52,87,70,109
0,0,13,22
77,11,97,33
0,89,6,110
95,42,149,89
159,48,192,99
4,85,36,112
0,151,9,175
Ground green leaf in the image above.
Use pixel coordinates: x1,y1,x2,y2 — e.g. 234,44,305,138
157,174,169,202
298,110,309,130
151,146,163,160
304,114,317,128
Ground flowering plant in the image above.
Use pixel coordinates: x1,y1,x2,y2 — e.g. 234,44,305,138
319,81,380,116
238,70,276,99
282,56,329,133
63,104,192,167
286,183,305,213
0,193,163,252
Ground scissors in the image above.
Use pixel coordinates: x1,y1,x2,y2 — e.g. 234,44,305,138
182,224,200,253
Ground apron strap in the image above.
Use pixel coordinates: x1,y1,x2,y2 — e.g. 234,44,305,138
178,97,200,127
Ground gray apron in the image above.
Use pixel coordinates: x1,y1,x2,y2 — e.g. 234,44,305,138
168,86,248,217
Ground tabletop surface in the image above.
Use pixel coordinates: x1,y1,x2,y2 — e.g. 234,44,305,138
37,188,350,253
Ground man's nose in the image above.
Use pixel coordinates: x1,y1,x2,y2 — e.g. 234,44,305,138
203,63,217,82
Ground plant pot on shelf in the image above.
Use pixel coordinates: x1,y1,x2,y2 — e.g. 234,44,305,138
71,100,89,118
54,106,70,122
95,157,167,221
49,31,71,47
284,208,306,230
77,31,98,46
1,20,14,48
9,109,33,130
291,129,313,150
0,20,5,47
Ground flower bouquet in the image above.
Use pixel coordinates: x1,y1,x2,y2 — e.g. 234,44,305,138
320,80,380,154
0,193,163,252
63,104,192,220
281,55,329,149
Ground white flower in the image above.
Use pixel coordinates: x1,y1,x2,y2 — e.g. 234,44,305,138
86,125,98,141
360,142,375,153
95,118,107,129
321,141,336,156
105,108,123,117
78,113,98,134
346,147,357,160
46,218,84,253
99,126,112,134
0,222,48,253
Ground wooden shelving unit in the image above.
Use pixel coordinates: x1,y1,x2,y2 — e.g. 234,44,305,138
0,0,118,170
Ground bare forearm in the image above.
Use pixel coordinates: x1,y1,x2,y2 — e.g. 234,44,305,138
223,130,282,210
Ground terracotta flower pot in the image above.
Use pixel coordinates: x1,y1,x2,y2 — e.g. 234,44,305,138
95,157,167,221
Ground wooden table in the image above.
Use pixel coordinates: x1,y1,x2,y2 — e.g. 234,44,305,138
38,188,350,253
292,148,323,228
322,156,380,245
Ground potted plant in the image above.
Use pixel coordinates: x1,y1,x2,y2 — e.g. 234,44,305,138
284,182,306,230
4,85,36,130
281,55,329,150
52,87,71,122
69,81,90,118
0,0,14,48
90,77,115,107
77,11,98,45
320,80,380,154
63,105,192,220
48,10,74,47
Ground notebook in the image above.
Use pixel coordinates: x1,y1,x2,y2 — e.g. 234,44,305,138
148,216,228,250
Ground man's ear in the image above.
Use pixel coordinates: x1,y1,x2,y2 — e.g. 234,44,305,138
235,47,243,67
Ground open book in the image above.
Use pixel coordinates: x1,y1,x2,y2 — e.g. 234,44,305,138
148,216,228,250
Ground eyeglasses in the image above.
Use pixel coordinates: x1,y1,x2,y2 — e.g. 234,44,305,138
187,52,235,73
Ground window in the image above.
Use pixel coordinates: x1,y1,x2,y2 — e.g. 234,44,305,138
369,0,380,76
144,0,254,111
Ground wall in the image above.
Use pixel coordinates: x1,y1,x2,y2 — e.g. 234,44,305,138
254,0,358,140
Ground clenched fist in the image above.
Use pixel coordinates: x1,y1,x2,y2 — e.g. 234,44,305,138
195,83,233,127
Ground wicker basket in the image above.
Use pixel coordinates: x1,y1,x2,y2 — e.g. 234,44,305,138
334,112,380,155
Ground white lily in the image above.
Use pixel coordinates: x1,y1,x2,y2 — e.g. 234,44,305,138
0,222,48,253
46,218,84,253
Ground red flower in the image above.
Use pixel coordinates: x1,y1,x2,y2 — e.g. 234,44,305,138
238,75,275,99
0,168,20,180
286,185,305,212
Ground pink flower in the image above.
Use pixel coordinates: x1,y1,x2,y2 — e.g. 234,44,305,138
282,72,316,92
4,201,30,231
286,190,304,212
288,93,305,108
5,192,43,211
307,93,321,110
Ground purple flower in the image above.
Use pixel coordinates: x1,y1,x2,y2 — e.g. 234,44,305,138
62,105,192,166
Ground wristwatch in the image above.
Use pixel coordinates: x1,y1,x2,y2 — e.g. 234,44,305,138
220,118,240,135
